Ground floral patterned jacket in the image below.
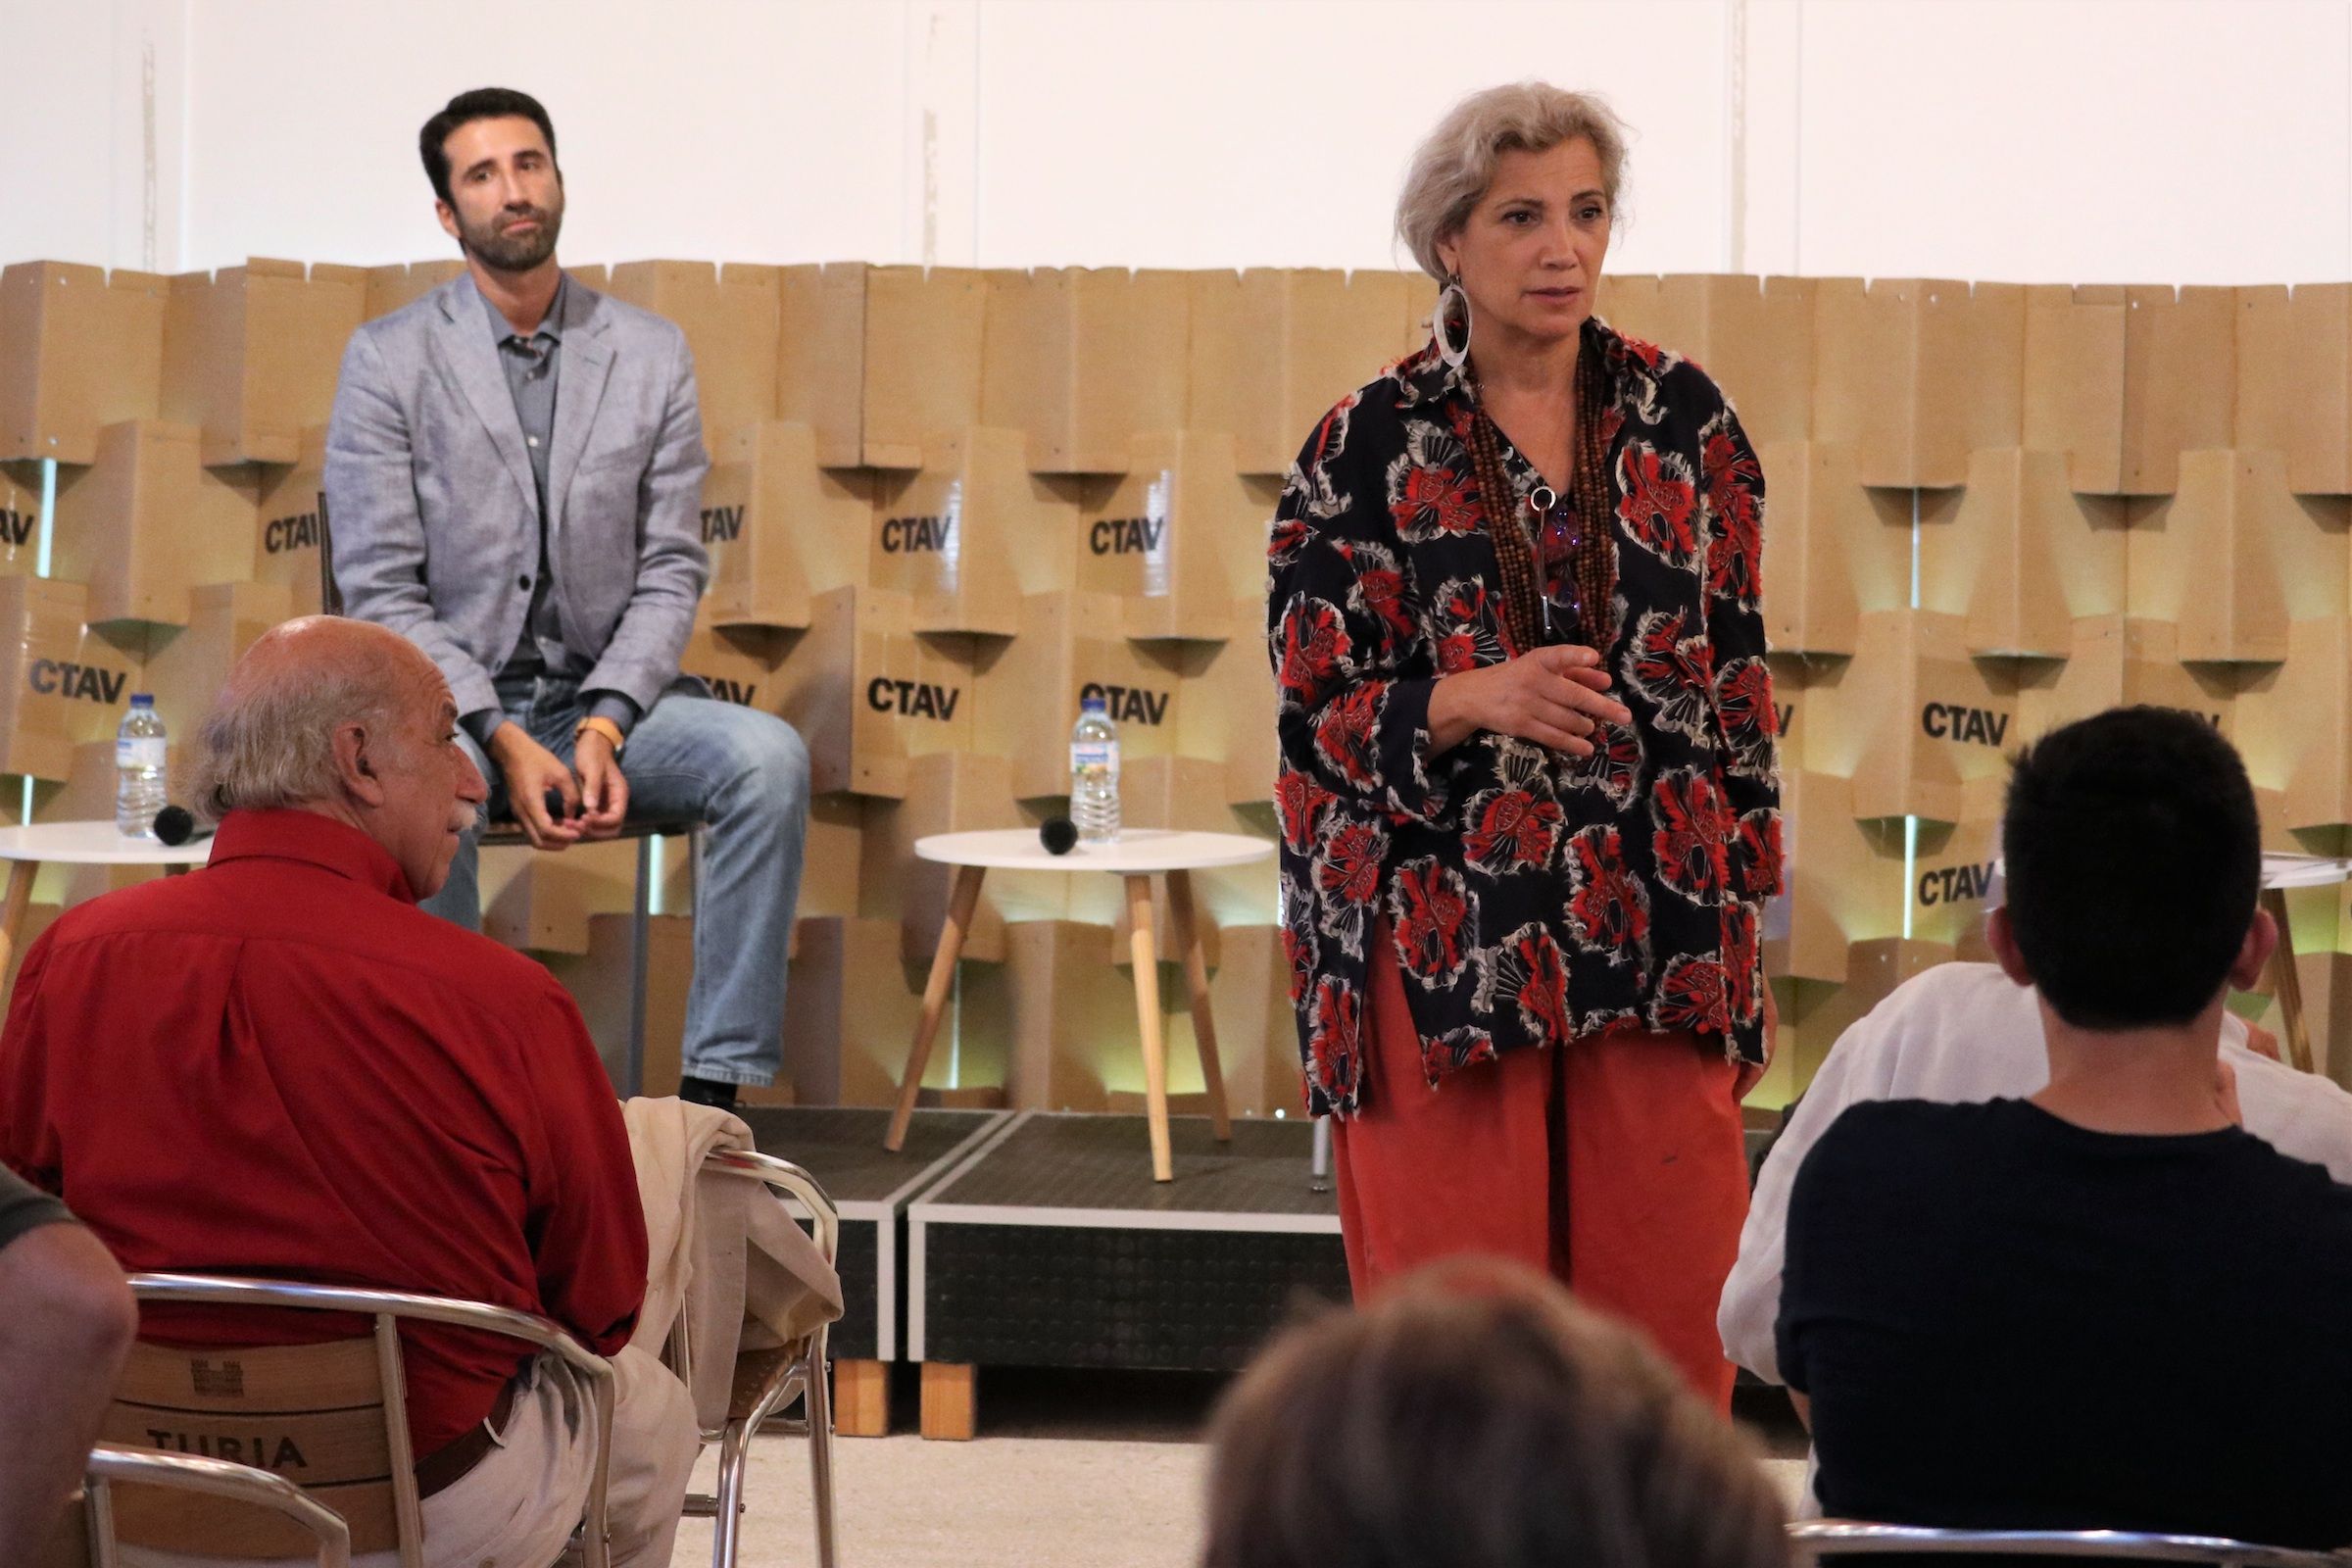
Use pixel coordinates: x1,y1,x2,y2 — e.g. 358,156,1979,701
1267,319,1783,1117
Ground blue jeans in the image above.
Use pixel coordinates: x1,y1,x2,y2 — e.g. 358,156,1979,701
424,673,809,1087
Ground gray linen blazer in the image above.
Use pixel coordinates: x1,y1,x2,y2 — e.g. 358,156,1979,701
324,270,710,719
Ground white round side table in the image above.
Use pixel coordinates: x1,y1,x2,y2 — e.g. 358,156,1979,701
884,828,1275,1183
0,821,214,988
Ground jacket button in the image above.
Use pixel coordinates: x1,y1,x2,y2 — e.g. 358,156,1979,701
517,574,531,589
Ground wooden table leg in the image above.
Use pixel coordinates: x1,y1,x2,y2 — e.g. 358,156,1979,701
887,865,987,1152
0,859,38,998
919,1362,976,1441
2260,886,2314,1074
1164,869,1231,1142
1126,874,1174,1182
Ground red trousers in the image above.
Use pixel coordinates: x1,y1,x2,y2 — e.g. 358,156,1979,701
1331,922,1749,1410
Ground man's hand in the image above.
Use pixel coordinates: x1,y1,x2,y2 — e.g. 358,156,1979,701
2242,1020,2282,1062
487,724,582,851
574,729,629,840
1734,980,1780,1103
1427,644,1633,757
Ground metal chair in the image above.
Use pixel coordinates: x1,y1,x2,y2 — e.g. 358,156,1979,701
666,1149,841,1568
110,1273,616,1568
40,1446,352,1568
1789,1521,2352,1567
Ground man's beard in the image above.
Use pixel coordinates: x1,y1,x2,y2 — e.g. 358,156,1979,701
459,197,564,272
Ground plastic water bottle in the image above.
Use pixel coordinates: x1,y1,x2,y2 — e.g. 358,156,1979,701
1070,694,1121,845
116,694,167,838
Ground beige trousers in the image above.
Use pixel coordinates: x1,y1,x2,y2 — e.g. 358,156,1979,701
121,1345,701,1568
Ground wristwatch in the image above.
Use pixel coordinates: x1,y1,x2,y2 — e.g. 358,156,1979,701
574,715,627,758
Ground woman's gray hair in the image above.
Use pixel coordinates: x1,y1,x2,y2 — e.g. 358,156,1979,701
189,649,406,825
1396,81,1631,282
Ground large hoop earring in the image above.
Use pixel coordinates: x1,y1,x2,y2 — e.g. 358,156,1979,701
1434,277,1472,369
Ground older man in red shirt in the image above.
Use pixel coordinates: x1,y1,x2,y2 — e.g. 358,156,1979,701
0,615,698,1568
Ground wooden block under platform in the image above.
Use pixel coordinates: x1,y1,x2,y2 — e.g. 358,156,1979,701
920,1362,976,1441
832,1359,890,1439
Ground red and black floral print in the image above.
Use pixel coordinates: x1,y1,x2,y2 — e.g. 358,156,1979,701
1268,318,1780,1116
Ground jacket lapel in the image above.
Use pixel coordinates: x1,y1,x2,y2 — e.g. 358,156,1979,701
547,283,615,535
431,276,539,515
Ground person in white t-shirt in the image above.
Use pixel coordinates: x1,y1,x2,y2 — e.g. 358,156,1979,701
1721,957,2352,1391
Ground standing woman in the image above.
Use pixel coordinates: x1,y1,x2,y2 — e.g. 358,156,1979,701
1267,82,1781,1407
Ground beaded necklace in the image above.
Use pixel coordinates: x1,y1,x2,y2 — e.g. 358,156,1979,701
1462,331,1615,656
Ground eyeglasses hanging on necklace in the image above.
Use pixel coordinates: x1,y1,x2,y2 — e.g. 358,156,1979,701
1528,484,1584,641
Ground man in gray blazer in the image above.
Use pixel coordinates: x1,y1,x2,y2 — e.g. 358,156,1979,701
326,87,807,1109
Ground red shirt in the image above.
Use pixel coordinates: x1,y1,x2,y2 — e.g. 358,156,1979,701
0,809,647,1457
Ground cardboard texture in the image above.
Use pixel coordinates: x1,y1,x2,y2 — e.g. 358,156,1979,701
0,578,143,781
775,263,867,469
2118,285,2237,495
1754,442,1911,657
361,260,466,323
860,266,989,470
2235,617,2352,839
605,261,780,456
1767,768,1906,986
676,620,792,718
867,426,1085,635
768,586,980,797
0,262,170,465
1172,610,1279,807
161,259,367,466
542,910,694,1098
856,751,1029,965
2021,283,2128,495
252,427,328,617
981,268,1189,473
0,463,42,579
1812,278,2024,489
1075,431,1266,641
699,421,871,630
1919,448,2128,658
781,914,940,1106
52,421,260,627
2011,616,2251,750
1190,270,1413,475
796,791,865,921
2235,282,2352,498
1187,923,1300,1117
971,590,1191,799
2124,449,2351,662
1797,611,2021,824
1906,814,2001,956
480,837,645,956
1603,274,1817,445
993,917,1140,1111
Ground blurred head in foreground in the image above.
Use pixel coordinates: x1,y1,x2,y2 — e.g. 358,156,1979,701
1201,1258,1788,1568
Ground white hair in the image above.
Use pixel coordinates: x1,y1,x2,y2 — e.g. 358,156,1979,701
190,634,409,825
1396,82,1632,283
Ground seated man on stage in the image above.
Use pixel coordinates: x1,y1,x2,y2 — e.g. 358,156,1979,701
1775,707,2352,1548
328,85,808,1109
0,615,698,1568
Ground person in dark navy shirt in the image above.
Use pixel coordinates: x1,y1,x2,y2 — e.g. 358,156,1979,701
1779,707,2352,1549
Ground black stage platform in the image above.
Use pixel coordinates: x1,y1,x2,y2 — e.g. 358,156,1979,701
734,1105,1007,1361
908,1111,1349,1372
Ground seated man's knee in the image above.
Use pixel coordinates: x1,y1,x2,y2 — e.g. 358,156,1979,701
719,711,809,811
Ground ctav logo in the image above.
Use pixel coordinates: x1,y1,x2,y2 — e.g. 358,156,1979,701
867,677,959,720
1079,681,1169,726
27,660,125,704
1919,702,2008,747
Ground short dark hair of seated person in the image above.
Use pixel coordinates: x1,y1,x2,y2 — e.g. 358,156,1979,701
1202,1257,1788,1568
1776,706,2352,1549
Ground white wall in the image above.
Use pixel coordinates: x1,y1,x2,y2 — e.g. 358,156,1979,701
6,0,2350,286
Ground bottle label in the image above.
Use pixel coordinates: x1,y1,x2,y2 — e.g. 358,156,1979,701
117,737,165,770
1071,740,1119,782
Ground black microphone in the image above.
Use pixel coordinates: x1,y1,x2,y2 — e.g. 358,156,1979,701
1039,817,1078,856
151,806,214,847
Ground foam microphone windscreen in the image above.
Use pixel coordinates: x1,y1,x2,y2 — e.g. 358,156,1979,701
1039,817,1078,856
152,806,211,847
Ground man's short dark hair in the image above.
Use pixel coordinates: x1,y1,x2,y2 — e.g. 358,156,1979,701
2003,706,2261,1030
418,88,558,206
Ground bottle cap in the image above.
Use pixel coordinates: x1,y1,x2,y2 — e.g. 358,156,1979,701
1080,694,1106,710
130,693,154,706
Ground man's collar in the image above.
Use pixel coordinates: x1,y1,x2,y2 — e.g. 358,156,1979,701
208,809,421,905
473,269,566,344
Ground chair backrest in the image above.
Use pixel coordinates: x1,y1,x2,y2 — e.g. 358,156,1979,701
1788,1521,2352,1568
105,1334,396,1556
41,1446,352,1568
663,1149,839,1434
114,1273,617,1568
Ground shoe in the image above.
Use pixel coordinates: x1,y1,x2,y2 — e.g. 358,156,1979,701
677,1075,740,1111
